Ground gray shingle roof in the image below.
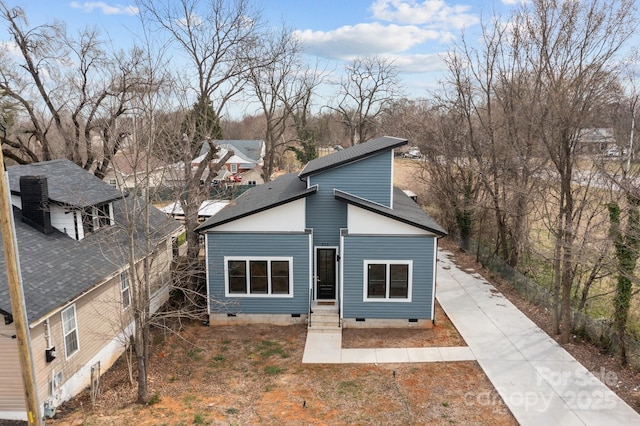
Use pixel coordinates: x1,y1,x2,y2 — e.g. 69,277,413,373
196,173,317,231
7,159,122,207
334,187,447,236
199,140,265,163
299,136,407,178
0,164,182,324
0,199,182,324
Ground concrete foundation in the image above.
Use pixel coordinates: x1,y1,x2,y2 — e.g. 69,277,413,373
208,313,308,326
341,318,433,329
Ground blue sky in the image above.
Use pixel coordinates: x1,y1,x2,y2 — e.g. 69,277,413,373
4,0,516,109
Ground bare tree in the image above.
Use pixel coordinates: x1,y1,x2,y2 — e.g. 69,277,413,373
138,0,260,261
438,0,636,345
442,16,546,268
0,2,139,178
244,26,321,180
330,56,402,146
516,0,636,343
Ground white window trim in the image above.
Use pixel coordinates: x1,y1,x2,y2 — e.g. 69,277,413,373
88,203,114,231
121,272,131,310
224,256,294,298
363,260,413,302
61,304,80,359
230,163,238,173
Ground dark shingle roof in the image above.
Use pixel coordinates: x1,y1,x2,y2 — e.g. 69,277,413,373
334,187,447,236
0,161,182,324
196,173,316,232
299,136,407,178
7,159,122,207
0,198,182,324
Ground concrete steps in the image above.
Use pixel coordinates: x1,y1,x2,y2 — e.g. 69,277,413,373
309,305,340,332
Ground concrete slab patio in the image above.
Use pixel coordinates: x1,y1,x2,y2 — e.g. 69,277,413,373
301,248,640,425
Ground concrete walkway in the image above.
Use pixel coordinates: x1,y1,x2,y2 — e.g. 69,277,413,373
437,249,640,425
301,249,640,425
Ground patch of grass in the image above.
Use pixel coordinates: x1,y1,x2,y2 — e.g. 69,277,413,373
183,394,198,406
263,365,285,375
442,401,450,407
148,391,161,406
257,340,289,359
338,380,362,396
186,348,205,361
193,413,207,424
226,407,239,415
212,353,226,362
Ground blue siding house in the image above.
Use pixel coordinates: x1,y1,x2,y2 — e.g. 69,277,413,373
197,137,447,328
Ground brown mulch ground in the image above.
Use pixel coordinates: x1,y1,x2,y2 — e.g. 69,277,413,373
48,321,516,426
438,237,640,414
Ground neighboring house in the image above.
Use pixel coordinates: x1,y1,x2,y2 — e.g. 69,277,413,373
198,139,265,166
103,148,171,191
197,137,447,329
194,140,265,184
0,159,183,421
160,199,230,223
577,128,616,155
237,165,263,186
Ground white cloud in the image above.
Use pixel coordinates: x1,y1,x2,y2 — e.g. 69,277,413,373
69,1,139,16
388,53,448,73
295,22,447,60
176,13,204,28
0,40,20,57
371,0,479,29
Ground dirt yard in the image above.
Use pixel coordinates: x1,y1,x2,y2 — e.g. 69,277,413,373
48,300,516,426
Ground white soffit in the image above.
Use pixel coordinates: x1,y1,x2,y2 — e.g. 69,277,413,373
347,204,433,236
214,198,306,232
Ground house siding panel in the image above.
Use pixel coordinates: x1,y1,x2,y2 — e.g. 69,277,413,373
0,323,25,416
305,182,346,247
207,232,310,314
31,274,128,407
309,151,393,206
342,235,436,319
307,151,393,247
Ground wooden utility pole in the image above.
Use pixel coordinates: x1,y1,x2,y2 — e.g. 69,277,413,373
0,144,42,425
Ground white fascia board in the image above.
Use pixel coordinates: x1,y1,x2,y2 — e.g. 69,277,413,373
347,204,433,236
213,198,306,232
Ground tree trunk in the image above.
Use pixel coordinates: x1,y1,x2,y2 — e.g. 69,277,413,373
135,323,149,404
559,165,575,344
608,196,640,365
